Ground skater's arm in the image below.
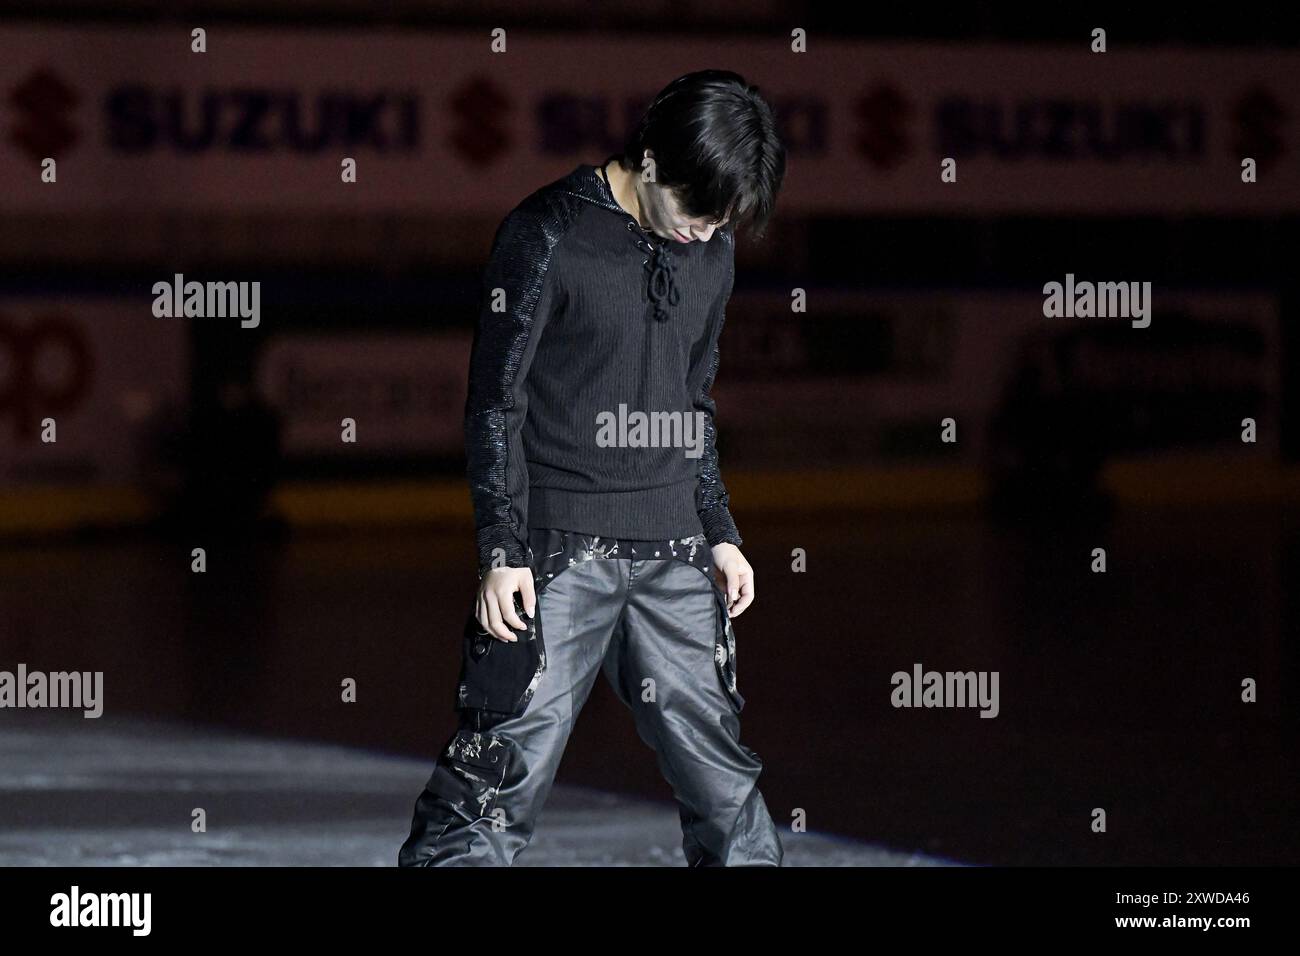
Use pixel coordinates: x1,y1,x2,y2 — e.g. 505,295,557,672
689,244,743,550
464,205,563,578
689,238,755,617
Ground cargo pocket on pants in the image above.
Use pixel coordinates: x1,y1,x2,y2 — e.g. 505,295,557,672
424,726,510,821
455,589,546,719
712,589,746,713
679,558,746,714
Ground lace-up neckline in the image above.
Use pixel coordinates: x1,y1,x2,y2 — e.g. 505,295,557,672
599,157,681,322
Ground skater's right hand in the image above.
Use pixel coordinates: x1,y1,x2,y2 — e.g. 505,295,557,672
476,567,536,643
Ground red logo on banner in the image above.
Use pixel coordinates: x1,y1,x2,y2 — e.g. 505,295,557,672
9,68,80,162
0,313,94,441
854,82,912,170
449,76,511,166
1230,85,1287,173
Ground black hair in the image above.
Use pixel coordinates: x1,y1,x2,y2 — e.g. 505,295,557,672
616,70,786,240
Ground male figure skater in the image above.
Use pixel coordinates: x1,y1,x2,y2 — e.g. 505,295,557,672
399,70,786,866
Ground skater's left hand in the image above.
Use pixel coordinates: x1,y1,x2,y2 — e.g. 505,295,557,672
710,543,753,618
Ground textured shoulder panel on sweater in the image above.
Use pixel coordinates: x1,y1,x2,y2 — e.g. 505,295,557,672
476,178,583,380
692,223,741,548
465,174,585,572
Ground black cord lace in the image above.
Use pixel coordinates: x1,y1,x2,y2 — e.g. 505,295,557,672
628,220,681,321
599,159,681,322
626,219,681,321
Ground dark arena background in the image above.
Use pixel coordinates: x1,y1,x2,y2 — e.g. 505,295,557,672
0,0,1295,936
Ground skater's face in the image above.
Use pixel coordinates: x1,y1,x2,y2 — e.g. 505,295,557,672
633,151,731,244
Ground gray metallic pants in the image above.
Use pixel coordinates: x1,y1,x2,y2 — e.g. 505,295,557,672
398,528,783,866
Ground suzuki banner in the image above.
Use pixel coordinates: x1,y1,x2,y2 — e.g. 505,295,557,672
0,26,1295,214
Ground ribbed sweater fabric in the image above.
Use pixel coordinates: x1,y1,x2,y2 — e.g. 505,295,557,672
465,154,742,574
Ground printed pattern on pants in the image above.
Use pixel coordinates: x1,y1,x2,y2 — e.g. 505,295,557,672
398,527,779,867
528,529,744,712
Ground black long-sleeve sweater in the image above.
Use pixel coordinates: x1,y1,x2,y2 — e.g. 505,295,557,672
465,154,742,575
